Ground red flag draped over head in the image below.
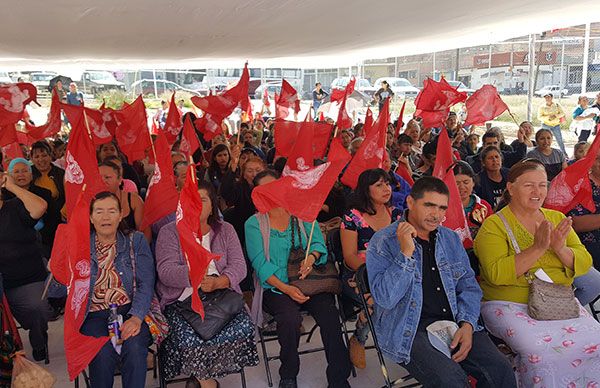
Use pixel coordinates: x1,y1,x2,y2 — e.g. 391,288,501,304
330,77,356,105
1,142,24,170
192,64,249,141
340,100,389,189
114,95,152,163
175,165,220,317
25,90,62,141
0,83,38,126
140,134,180,230
275,79,299,120
432,128,472,244
273,118,333,160
62,107,106,218
335,78,356,132
0,124,17,147
180,114,201,158
414,78,467,128
252,135,351,222
49,192,109,380
546,133,600,213
162,93,183,144
464,85,509,126
394,101,406,138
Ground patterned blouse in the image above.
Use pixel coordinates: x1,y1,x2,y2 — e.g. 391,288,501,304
341,207,402,263
90,239,131,312
567,178,600,244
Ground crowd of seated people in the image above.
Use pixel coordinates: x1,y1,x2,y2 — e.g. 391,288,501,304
3,95,600,388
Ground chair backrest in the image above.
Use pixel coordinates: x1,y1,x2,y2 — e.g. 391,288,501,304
326,227,344,266
355,264,370,295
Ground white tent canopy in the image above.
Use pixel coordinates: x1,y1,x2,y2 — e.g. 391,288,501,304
1,0,599,70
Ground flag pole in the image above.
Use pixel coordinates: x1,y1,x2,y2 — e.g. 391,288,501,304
303,220,317,264
507,109,520,127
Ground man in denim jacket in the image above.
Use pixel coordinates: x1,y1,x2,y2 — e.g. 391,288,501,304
366,177,515,387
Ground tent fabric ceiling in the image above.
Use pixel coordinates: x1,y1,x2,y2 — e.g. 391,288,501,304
1,0,599,69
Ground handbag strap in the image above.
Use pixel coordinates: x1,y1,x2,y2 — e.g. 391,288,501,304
497,211,521,254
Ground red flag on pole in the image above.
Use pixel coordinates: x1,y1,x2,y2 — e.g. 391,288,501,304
330,77,356,104
62,107,107,218
340,100,389,189
414,78,467,128
49,191,109,380
394,101,406,138
0,83,38,126
140,134,179,230
114,95,152,163
64,105,114,145
25,90,62,141
335,78,356,132
432,128,472,244
252,135,351,222
175,165,220,317
180,114,201,158
275,79,299,120
463,85,509,126
1,142,24,170
395,162,414,186
545,132,600,213
0,124,17,147
273,119,333,160
161,93,183,145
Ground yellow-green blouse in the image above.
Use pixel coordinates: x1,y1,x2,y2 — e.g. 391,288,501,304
473,206,592,304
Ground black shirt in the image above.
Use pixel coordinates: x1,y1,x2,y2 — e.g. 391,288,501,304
416,231,454,329
0,198,48,289
488,178,506,209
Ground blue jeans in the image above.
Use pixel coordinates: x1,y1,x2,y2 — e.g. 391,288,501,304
402,329,517,388
542,124,566,156
573,266,600,306
80,304,151,388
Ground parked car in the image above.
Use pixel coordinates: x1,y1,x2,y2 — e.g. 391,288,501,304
447,80,476,95
254,82,282,100
330,77,377,96
373,77,420,98
29,72,58,93
534,85,568,98
130,79,201,97
80,71,126,95
0,71,12,84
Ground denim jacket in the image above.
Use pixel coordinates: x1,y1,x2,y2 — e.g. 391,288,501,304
84,231,155,321
366,220,483,364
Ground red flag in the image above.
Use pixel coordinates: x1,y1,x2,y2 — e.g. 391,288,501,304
394,101,406,138
0,83,38,126
275,79,299,120
340,100,389,189
252,135,351,222
25,90,62,141
274,119,333,160
414,78,467,128
262,87,271,107
63,104,114,146
0,124,17,147
62,107,106,218
464,85,509,126
334,78,356,132
546,133,600,213
161,93,183,144
115,95,152,163
175,165,220,316
395,163,414,186
49,192,109,380
1,142,24,170
140,134,179,230
98,104,119,137
330,77,356,104
180,114,201,158
432,128,472,244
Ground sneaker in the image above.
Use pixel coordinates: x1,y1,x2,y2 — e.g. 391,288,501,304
278,378,298,388
348,335,366,369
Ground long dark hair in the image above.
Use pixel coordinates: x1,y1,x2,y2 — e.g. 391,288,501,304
208,144,231,179
351,168,391,215
197,180,221,228
89,191,132,234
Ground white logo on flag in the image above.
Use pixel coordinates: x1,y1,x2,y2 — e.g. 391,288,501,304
176,202,183,224
88,116,111,139
0,84,29,113
65,151,85,184
282,157,330,190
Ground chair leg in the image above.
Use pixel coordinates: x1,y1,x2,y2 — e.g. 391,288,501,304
305,323,319,343
74,375,79,388
82,370,91,388
258,329,273,387
240,367,247,388
359,294,393,388
590,296,600,322
336,295,357,378
157,349,167,388
152,347,158,379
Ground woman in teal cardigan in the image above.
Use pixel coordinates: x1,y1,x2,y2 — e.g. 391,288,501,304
244,170,351,388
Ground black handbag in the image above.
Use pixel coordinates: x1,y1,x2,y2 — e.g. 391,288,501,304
175,286,244,341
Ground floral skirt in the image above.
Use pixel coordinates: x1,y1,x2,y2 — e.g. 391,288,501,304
159,305,259,380
482,300,600,387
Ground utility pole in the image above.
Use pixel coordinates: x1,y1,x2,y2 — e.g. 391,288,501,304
582,22,591,94
527,34,536,121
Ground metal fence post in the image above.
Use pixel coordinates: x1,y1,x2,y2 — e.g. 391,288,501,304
527,34,535,121
582,22,591,94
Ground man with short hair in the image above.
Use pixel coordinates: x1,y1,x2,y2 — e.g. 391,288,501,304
467,131,527,174
366,177,516,388
66,82,83,106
